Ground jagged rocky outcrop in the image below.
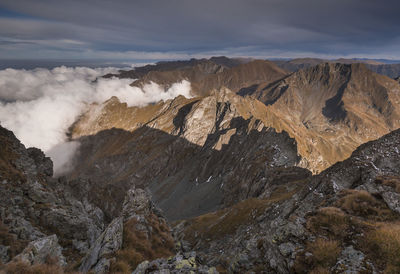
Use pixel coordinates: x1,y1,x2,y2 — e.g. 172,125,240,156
0,125,180,273
273,58,400,78
173,128,400,273
133,252,218,274
91,60,400,173
241,62,400,172
79,187,177,273
0,126,105,268
69,88,302,220
104,56,250,80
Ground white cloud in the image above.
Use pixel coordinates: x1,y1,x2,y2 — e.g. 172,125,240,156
0,66,192,174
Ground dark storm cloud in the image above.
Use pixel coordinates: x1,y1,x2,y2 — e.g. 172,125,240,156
0,0,399,59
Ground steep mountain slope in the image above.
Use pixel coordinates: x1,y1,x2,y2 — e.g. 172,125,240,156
244,63,400,172
368,63,400,78
101,59,400,173
3,89,400,273
69,89,304,221
174,128,400,273
106,57,288,97
132,60,288,96
273,58,400,78
272,58,326,72
104,56,249,80
0,125,184,273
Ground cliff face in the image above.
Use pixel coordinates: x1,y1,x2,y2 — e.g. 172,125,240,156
243,63,400,172
69,88,303,221
174,128,400,273
0,125,178,273
3,118,400,273
273,58,400,78
102,59,400,173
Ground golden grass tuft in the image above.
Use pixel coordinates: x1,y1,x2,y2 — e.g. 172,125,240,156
0,221,28,259
376,175,400,193
293,238,341,273
109,214,175,272
1,260,64,274
307,207,349,239
335,189,397,221
365,223,400,273
308,238,341,268
309,266,330,274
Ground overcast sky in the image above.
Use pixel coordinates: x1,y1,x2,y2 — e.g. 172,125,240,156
0,0,399,60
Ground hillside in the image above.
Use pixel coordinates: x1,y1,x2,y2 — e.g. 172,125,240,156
273,58,400,78
242,63,400,172
70,88,303,220
105,57,288,96
2,124,400,273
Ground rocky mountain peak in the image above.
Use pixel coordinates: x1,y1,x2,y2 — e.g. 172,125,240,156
241,62,400,172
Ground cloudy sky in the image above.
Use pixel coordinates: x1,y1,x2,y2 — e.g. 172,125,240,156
0,0,400,60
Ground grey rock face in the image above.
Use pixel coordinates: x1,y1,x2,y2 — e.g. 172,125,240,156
174,129,400,273
333,246,367,274
133,252,218,274
78,217,123,273
122,188,153,219
27,147,53,177
0,245,10,264
13,235,66,266
0,126,105,266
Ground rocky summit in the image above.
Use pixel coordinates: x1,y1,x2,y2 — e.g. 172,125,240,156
1,57,400,274
242,62,400,172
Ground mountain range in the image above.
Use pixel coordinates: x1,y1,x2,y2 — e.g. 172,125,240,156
273,58,400,78
1,56,400,273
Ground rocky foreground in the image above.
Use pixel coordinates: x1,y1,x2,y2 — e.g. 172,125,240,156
1,121,400,273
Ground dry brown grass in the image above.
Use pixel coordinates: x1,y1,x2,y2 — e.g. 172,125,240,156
0,221,27,259
184,198,272,243
376,175,400,193
0,133,26,182
309,267,330,274
307,207,349,239
335,189,397,221
184,189,301,244
109,214,175,272
293,238,341,273
300,187,400,273
364,223,400,273
0,260,66,274
308,238,341,268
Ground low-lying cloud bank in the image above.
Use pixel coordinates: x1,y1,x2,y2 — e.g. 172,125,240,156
0,66,192,174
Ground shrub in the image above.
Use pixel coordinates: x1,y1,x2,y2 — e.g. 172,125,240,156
307,207,349,239
365,223,400,273
335,189,397,221
1,261,64,274
308,238,341,268
309,266,330,274
0,221,27,259
375,176,400,193
110,215,175,272
293,238,341,273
